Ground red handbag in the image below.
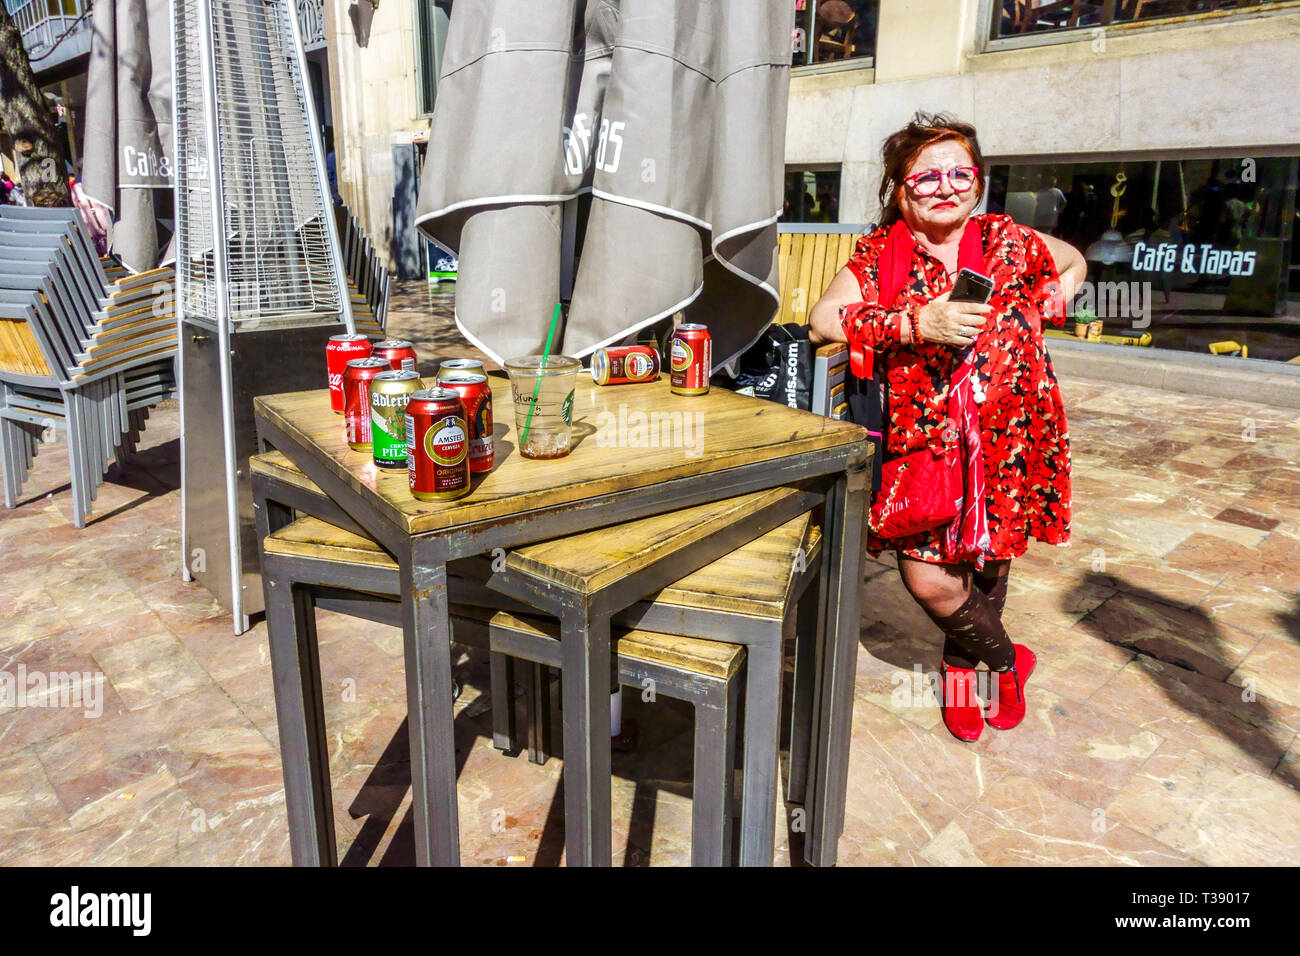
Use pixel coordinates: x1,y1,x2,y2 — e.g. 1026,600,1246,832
869,439,962,539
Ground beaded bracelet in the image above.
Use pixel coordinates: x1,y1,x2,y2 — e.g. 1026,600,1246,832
908,305,924,346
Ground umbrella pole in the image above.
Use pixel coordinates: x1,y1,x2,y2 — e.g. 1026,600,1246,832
560,199,577,301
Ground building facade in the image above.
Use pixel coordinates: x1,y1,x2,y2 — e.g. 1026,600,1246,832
787,0,1300,362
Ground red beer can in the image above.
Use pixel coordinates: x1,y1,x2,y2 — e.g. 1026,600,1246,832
406,388,471,500
670,324,711,395
438,372,494,473
591,345,660,385
326,334,372,413
342,356,392,450
371,339,419,373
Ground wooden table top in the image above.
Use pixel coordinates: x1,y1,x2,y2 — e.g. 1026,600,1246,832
254,373,867,536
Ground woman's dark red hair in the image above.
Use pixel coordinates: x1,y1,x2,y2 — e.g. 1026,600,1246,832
877,112,985,227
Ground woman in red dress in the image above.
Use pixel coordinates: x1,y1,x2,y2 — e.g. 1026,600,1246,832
809,113,1085,742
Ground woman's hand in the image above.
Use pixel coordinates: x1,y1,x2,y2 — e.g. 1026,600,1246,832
915,292,993,348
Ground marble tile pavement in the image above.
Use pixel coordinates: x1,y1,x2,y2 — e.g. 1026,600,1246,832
1,281,1297,866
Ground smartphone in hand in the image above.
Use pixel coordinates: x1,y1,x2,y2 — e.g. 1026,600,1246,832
949,268,994,305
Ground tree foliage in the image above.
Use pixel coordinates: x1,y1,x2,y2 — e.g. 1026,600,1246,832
0,7,72,206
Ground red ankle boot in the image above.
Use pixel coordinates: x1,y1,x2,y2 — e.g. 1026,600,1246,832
986,644,1036,730
938,662,984,742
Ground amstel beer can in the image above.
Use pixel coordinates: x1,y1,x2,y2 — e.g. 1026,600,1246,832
438,372,494,473
371,339,419,373
342,356,391,450
326,334,372,413
436,358,485,381
670,324,711,395
406,388,471,501
369,370,424,468
591,345,660,386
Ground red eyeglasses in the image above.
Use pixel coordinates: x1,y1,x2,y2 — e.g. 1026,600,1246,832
903,166,980,197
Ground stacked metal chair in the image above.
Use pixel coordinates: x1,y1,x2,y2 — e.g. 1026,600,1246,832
334,204,390,338
0,206,177,526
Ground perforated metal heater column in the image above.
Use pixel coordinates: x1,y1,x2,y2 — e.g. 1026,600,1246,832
172,0,356,632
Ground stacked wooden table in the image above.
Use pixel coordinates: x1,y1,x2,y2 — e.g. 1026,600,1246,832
253,374,871,866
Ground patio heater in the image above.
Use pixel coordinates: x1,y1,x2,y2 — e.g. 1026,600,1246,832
172,0,356,632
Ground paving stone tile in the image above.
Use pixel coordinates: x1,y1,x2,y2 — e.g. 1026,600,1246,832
1106,745,1300,867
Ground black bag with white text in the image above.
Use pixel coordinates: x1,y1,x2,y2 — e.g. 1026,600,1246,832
733,323,813,411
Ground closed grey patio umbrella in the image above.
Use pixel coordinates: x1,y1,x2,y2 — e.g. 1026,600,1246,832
81,0,175,273
415,0,790,370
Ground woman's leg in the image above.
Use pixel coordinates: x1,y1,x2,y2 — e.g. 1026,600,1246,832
897,554,1015,672
944,559,1011,666
974,559,1011,616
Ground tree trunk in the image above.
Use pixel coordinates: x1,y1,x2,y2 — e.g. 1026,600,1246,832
0,7,71,207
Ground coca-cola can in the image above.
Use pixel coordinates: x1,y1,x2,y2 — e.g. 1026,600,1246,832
670,324,711,395
406,388,471,500
342,356,391,450
591,345,660,385
327,334,372,413
371,339,419,373
438,372,494,473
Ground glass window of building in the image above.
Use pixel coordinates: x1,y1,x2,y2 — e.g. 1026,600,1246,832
792,0,879,68
986,156,1300,361
992,0,1288,40
783,168,843,223
415,0,454,115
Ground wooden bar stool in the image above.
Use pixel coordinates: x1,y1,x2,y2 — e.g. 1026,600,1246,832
453,607,744,867
506,511,823,866
259,513,560,864
483,484,821,867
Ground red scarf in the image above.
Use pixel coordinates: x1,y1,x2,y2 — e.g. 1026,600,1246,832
866,217,992,568
877,217,986,309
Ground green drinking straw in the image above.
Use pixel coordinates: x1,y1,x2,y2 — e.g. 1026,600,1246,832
520,301,562,445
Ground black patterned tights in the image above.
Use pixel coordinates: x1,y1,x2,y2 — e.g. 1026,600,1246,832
931,565,1014,671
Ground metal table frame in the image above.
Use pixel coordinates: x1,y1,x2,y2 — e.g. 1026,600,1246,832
255,405,869,867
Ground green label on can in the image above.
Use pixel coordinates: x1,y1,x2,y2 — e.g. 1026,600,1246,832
561,390,574,425
371,408,406,463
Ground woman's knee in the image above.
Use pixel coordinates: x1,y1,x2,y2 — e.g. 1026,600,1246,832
899,563,969,615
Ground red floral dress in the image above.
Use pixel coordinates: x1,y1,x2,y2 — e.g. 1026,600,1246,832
842,213,1072,564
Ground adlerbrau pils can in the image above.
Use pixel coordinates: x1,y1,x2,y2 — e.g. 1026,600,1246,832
327,334,372,413
670,324,711,395
369,370,423,468
343,356,392,450
438,372,494,473
436,358,485,381
406,388,471,500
